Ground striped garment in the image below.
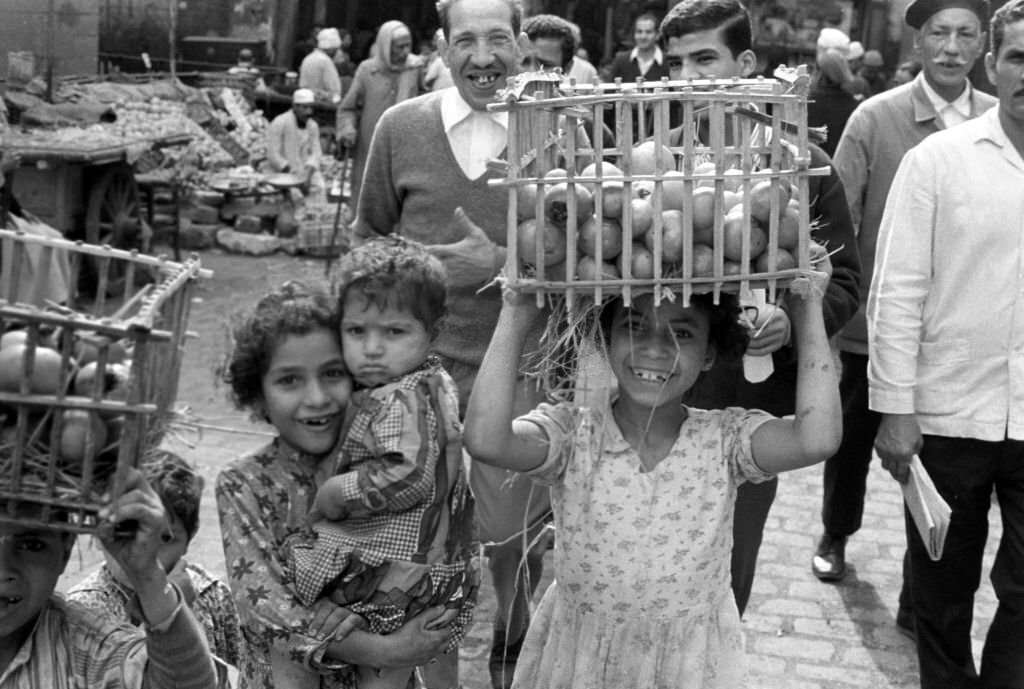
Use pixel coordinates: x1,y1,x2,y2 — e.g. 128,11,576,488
0,595,216,689
66,561,245,687
287,359,479,646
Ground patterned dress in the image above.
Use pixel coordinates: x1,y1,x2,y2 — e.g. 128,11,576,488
287,360,478,648
511,399,775,689
215,442,367,689
66,561,244,688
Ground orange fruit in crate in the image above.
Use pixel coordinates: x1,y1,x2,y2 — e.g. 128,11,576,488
600,183,627,219
749,179,792,224
74,337,129,366
517,219,567,267
580,162,623,191
723,260,746,276
692,244,715,277
723,168,745,193
58,409,109,467
517,183,540,221
755,247,797,273
0,345,65,395
579,216,624,260
694,161,717,188
576,256,621,281
645,211,685,265
692,187,715,232
73,362,131,403
723,208,768,262
0,330,30,350
778,203,802,250
659,171,688,212
543,182,594,229
630,141,676,175
722,190,743,212
617,243,655,279
629,197,655,237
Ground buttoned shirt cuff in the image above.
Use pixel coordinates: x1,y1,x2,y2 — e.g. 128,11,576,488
867,387,916,415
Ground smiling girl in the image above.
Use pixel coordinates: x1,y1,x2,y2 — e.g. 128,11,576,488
464,264,841,687
285,237,477,689
217,281,457,689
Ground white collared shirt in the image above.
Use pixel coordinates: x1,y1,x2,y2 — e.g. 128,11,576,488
629,46,663,78
868,107,1024,440
919,75,973,128
440,87,509,180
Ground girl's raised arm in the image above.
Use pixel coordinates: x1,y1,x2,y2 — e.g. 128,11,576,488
750,269,843,474
464,299,552,472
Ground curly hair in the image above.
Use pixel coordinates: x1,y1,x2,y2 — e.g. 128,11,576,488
221,280,341,414
522,14,579,71
332,235,448,338
141,449,204,539
599,291,750,363
992,0,1024,55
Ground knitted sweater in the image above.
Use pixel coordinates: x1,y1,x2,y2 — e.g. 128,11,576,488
354,90,511,372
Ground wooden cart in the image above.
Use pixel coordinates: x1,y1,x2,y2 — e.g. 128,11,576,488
2,132,191,288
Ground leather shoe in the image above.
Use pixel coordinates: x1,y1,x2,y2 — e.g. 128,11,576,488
812,533,848,581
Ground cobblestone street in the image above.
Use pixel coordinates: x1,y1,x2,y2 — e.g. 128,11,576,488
60,250,1002,688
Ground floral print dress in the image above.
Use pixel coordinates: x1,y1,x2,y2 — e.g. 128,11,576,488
510,399,775,689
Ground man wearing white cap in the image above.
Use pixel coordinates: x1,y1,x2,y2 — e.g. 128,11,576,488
300,27,343,102
816,26,851,62
266,89,325,199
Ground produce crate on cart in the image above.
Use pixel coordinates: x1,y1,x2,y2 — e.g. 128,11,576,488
490,67,829,310
0,229,210,533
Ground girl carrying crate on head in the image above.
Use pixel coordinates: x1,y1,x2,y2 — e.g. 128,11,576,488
463,251,840,688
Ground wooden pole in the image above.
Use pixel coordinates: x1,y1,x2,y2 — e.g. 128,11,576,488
46,0,56,101
169,0,178,78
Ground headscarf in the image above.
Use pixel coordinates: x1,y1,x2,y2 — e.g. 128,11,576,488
371,20,419,72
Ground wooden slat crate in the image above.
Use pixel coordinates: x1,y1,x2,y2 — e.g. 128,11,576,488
490,66,829,309
0,229,210,532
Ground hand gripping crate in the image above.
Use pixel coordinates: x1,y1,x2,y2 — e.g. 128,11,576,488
0,229,210,533
490,67,829,309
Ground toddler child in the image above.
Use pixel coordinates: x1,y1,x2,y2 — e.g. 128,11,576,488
68,450,244,688
464,260,841,688
285,237,477,689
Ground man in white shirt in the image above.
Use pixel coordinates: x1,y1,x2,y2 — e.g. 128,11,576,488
814,0,996,624
868,2,1024,686
265,89,325,200
299,28,343,103
353,2,551,687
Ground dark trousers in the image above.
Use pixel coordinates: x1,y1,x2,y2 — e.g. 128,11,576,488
912,435,1024,689
822,352,880,535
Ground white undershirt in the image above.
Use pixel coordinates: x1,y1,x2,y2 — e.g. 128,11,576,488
919,74,973,129
440,87,509,180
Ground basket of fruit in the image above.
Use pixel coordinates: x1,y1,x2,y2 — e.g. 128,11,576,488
491,67,828,309
0,229,209,532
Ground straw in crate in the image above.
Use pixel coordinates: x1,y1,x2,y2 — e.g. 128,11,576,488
492,67,829,310
0,229,209,533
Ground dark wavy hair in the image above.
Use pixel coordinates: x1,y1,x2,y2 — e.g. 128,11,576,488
332,235,448,339
221,280,341,414
599,291,750,363
141,449,204,539
659,0,752,58
522,14,579,70
992,0,1024,55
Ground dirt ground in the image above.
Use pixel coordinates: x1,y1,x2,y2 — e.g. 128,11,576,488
59,246,514,689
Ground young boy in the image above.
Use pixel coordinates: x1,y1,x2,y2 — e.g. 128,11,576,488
656,0,861,616
68,451,243,687
0,468,217,688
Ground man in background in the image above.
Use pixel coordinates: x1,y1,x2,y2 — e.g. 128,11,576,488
819,0,995,640
300,27,344,103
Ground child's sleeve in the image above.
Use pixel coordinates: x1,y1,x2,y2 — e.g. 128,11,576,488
516,402,577,486
722,407,777,484
316,383,443,519
215,463,364,677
